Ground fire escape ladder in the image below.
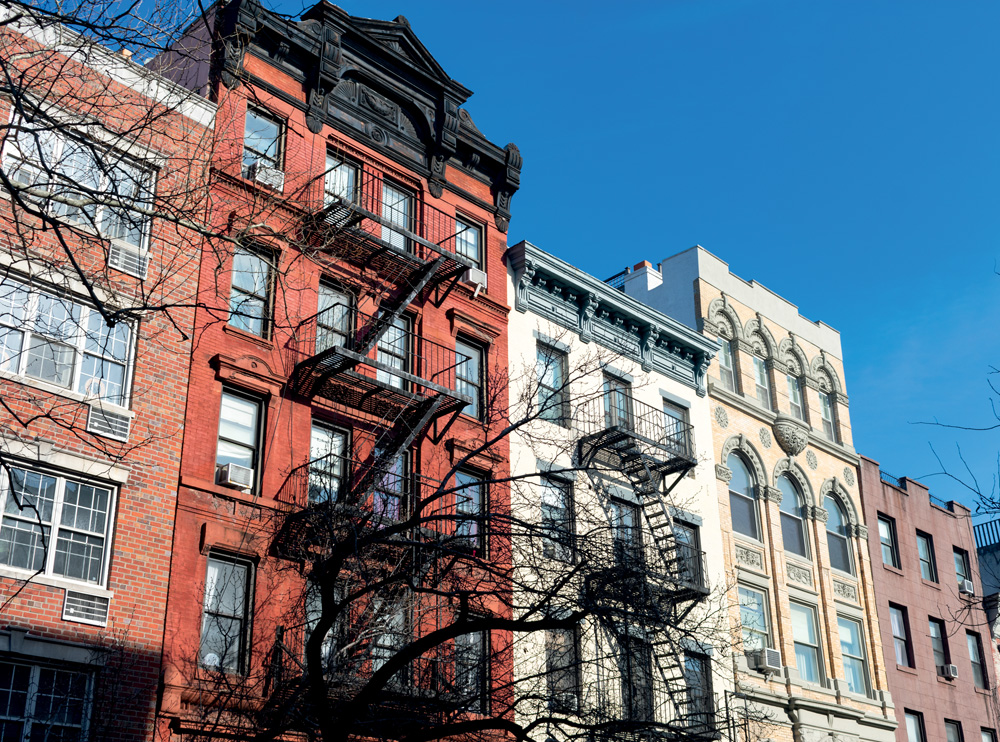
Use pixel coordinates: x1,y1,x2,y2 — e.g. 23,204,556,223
354,257,445,358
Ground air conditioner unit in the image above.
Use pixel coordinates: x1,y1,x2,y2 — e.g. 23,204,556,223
108,241,149,279
749,647,782,674
461,266,488,291
86,404,131,442
248,162,285,192
217,463,254,490
937,664,959,679
961,579,976,596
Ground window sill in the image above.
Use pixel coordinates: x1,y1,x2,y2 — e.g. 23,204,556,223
895,664,918,676
222,323,274,349
975,686,992,696
920,578,941,590
0,566,113,598
882,564,904,576
0,367,132,417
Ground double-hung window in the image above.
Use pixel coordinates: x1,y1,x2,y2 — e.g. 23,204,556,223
456,339,484,419
662,400,689,455
376,315,409,389
316,282,352,354
0,466,114,585
820,391,837,440
0,661,90,740
890,605,912,667
216,391,262,486
370,599,407,682
454,471,485,553
787,374,805,420
545,627,579,711
837,616,870,696
536,344,567,425
228,247,273,338
603,374,633,429
674,520,703,587
929,618,949,669
242,108,283,179
825,496,854,575
0,277,133,406
753,356,772,410
455,215,482,268
454,628,488,712
778,475,808,558
946,722,965,742
917,532,937,581
790,603,822,683
324,152,357,205
967,631,988,689
955,548,972,588
609,499,642,569
540,476,573,560
738,586,769,651
683,652,713,729
905,711,926,742
728,454,759,540
621,633,654,722
371,451,407,522
718,338,736,391
5,122,153,256
309,423,347,505
381,181,413,251
200,555,252,674
878,515,900,568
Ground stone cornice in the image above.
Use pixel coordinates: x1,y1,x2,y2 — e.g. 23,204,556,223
708,382,777,426
807,431,860,465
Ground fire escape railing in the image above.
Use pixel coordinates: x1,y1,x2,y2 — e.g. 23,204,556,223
576,392,695,466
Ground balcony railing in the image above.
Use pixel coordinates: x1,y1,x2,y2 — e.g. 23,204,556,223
577,391,695,464
879,470,906,490
289,303,472,409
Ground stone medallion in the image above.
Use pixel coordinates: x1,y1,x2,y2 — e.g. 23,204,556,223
806,450,818,470
843,467,855,486
714,406,729,428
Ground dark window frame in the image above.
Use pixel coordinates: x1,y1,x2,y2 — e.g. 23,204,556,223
456,336,486,420
889,603,913,668
216,388,264,493
536,343,569,426
200,552,254,675
878,514,900,569
916,531,938,582
228,245,275,339
242,106,284,177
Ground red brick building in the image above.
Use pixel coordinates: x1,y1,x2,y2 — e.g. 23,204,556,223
859,456,1000,742
0,10,215,741
150,1,521,738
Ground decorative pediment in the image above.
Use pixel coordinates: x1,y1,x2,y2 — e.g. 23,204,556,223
349,15,456,86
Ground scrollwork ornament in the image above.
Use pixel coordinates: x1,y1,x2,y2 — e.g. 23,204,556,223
772,414,809,457
714,464,732,483
579,293,597,343
787,563,812,586
514,259,536,313
764,486,782,504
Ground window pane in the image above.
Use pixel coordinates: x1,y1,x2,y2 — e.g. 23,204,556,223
25,337,75,387
219,394,259,447
6,469,57,521
53,530,105,582
0,518,48,570
60,481,109,534
905,713,925,742
778,476,807,557
455,217,481,265
917,534,937,581
738,587,767,650
790,603,820,683
837,616,868,695
309,425,346,504
317,284,351,353
730,492,759,540
946,723,963,742
324,155,356,203
456,340,481,418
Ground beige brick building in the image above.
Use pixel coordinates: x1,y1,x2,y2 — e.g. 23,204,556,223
619,246,897,742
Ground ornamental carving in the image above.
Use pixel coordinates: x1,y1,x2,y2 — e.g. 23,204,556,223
808,506,829,523
833,580,858,603
735,544,764,571
715,465,732,484
714,406,729,428
806,450,818,470
764,487,783,504
772,414,809,457
787,563,813,587
843,467,855,486
759,427,772,449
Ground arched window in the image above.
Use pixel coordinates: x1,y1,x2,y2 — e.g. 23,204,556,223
825,495,853,574
778,475,808,558
728,454,759,540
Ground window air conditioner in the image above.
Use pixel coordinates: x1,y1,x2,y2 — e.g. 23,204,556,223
217,463,254,490
937,664,959,679
749,648,782,674
248,162,285,192
108,241,149,279
960,579,976,596
86,403,131,442
461,267,488,291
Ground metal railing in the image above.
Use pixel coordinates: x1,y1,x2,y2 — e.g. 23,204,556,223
604,266,630,291
975,519,1000,549
318,168,477,269
577,391,695,462
293,303,472,401
879,470,906,490
928,493,953,511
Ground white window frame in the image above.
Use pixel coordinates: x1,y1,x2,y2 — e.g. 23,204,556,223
738,585,770,651
316,281,353,354
216,389,263,492
837,615,870,696
536,344,568,426
323,152,358,206
0,660,92,740
454,214,483,268
0,465,117,588
753,356,772,411
967,631,988,689
381,180,414,251
820,391,837,440
718,337,736,391
242,107,284,177
0,276,135,409
790,602,823,684
540,476,573,561
786,373,805,420
228,247,274,338
376,314,410,390
308,422,348,505
456,338,484,419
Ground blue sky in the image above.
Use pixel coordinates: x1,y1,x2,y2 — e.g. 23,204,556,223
276,0,1000,514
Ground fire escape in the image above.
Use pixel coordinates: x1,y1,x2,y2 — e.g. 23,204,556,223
577,390,716,739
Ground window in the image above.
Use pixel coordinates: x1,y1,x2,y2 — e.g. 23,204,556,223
540,477,573,560
982,729,997,742
0,466,114,585
304,579,343,673
455,215,482,268
674,520,704,587
837,616,869,696
790,603,822,683
242,107,283,177
967,631,987,689
905,711,926,742
372,452,407,522
753,356,771,410
662,400,690,453
324,152,357,205
609,499,642,568
603,374,633,429
718,337,736,392
456,339,484,419
309,423,347,504
381,181,413,251
536,344,567,424
370,600,407,681
728,454,759,540
228,247,273,337
777,475,808,558
5,121,153,250
620,633,654,722
376,314,410,389
820,391,837,441
454,629,488,712
955,548,972,587
738,586,769,651
545,627,579,711
454,471,485,553
917,532,937,582
316,282,352,354
878,515,900,568
825,495,853,575
216,391,262,482
0,661,90,741
946,721,964,742
929,618,949,669
786,374,805,420
890,605,912,667
682,652,713,729
0,277,134,406
200,555,251,674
